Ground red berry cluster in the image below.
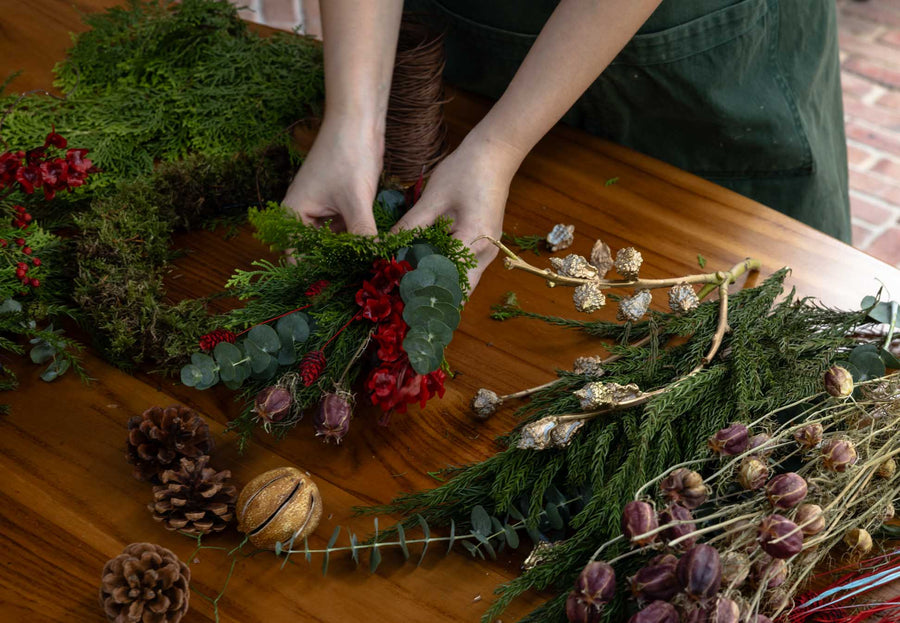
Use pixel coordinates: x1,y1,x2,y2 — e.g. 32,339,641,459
0,129,97,201
357,258,447,415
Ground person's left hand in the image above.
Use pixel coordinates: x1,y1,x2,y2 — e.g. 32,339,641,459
390,128,524,292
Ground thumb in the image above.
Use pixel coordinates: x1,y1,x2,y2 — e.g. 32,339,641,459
390,199,439,234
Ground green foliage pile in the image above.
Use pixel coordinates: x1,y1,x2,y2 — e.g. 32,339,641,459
368,270,870,622
1,0,323,193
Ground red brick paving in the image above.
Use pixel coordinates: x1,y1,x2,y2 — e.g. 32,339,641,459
238,0,900,269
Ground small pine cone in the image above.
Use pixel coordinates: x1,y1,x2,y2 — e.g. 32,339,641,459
589,239,614,277
299,350,326,387
668,285,699,314
550,254,599,279
572,355,605,376
198,328,236,352
546,223,574,252
149,456,236,536
573,281,607,313
614,247,643,280
126,405,214,483
305,279,330,297
99,542,190,623
617,290,652,322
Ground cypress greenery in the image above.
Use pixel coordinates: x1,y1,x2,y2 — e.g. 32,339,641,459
365,270,871,622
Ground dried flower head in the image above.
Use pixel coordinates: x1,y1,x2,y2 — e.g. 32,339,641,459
659,468,707,509
794,504,825,536
547,223,575,252
617,289,652,322
737,457,768,491
566,561,615,622
878,458,896,479
630,561,679,603
551,254,599,279
668,284,700,314
572,355,605,376
314,390,354,443
628,600,679,623
758,514,803,559
766,472,808,509
821,438,858,472
824,365,853,397
720,551,750,587
471,388,503,420
659,503,696,549
622,501,659,546
708,423,750,456
710,597,740,623
793,423,824,449
614,247,643,280
254,386,293,424
573,281,607,313
676,544,722,601
747,433,773,457
753,555,787,588
844,528,873,556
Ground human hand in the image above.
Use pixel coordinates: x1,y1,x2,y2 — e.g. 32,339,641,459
390,129,524,292
282,117,383,235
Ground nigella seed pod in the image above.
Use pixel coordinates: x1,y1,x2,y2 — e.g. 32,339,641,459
748,433,773,457
648,553,678,571
766,588,791,614
824,365,854,397
254,386,293,423
878,458,896,479
793,423,824,449
794,504,825,536
681,606,708,623
720,551,750,587
676,544,722,601
630,562,679,602
659,504,696,549
766,472,808,509
565,590,601,623
574,562,616,609
708,423,749,456
822,439,858,472
622,501,659,546
710,597,740,623
659,468,707,510
737,457,768,491
884,504,895,523
627,601,679,623
753,555,787,588
758,514,804,559
314,390,353,443
844,528,873,556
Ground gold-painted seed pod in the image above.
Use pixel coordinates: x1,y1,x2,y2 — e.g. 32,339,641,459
236,467,322,550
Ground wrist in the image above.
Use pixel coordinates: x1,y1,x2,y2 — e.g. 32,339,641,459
463,122,528,181
319,111,386,162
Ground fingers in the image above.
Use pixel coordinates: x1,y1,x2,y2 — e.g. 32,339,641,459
390,196,440,234
342,207,378,236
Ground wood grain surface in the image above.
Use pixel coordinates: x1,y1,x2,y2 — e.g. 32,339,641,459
2,2,900,622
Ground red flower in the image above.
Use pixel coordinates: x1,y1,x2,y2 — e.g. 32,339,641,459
66,148,93,173
370,258,411,293
25,146,46,166
40,158,69,200
373,319,407,362
15,165,42,194
44,129,67,149
356,281,395,322
0,151,22,187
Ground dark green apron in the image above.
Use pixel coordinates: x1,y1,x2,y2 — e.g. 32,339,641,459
407,0,851,243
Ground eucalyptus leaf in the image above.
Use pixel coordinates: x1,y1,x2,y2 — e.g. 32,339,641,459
504,525,520,549
861,296,895,324
417,254,459,284
434,302,460,330
400,270,436,301
417,515,430,566
376,188,406,215
0,299,22,314
544,503,564,530
461,540,483,559
397,523,410,560
350,533,360,565
274,541,282,556
234,359,252,384
412,285,454,305
424,319,453,346
223,378,242,391
880,348,900,369
180,364,203,387
277,312,310,344
213,341,242,366
471,505,492,536
30,342,56,364
471,531,496,560
248,324,281,353
447,519,456,555
403,302,445,327
403,336,440,374
41,358,69,382
243,338,272,373
277,342,298,365
251,356,280,381
369,546,382,573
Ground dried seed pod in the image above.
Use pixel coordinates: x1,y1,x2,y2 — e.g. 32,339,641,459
628,601,679,623
574,382,641,410
622,501,659,545
822,439,858,472
614,247,643,280
844,528,873,555
630,561,680,602
668,284,700,314
648,553,678,570
676,544,722,601
737,457,768,490
794,504,826,536
471,388,503,420
589,239,613,277
753,555,787,588
659,468,708,510
659,504,696,549
573,281,607,313
681,606,709,623
236,467,323,550
572,355,605,376
766,472,808,509
617,289,652,322
747,433,773,457
878,458,896,479
766,588,791,614
255,386,293,423
793,423,823,449
884,504,895,523
547,223,575,252
551,254,599,279
710,597,740,623
824,365,854,397
314,390,353,443
758,514,803,559
565,590,601,623
708,423,749,456
720,551,750,587
567,561,616,622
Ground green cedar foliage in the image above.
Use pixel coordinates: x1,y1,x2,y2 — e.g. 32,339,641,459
0,0,323,193
367,270,869,622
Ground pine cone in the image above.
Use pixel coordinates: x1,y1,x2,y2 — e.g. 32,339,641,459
299,350,326,386
127,405,214,483
99,542,190,623
149,456,236,536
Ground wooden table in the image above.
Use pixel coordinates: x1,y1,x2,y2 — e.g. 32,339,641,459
3,2,900,622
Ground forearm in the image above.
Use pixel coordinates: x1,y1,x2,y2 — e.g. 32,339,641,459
471,0,663,168
320,0,404,132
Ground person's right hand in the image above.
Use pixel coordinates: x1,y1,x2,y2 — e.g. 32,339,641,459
282,117,382,236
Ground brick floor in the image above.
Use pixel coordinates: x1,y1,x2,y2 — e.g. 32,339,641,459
240,0,900,268
839,0,900,269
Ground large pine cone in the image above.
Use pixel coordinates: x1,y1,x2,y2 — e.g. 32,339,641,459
99,542,190,623
127,405,213,483
149,456,236,536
